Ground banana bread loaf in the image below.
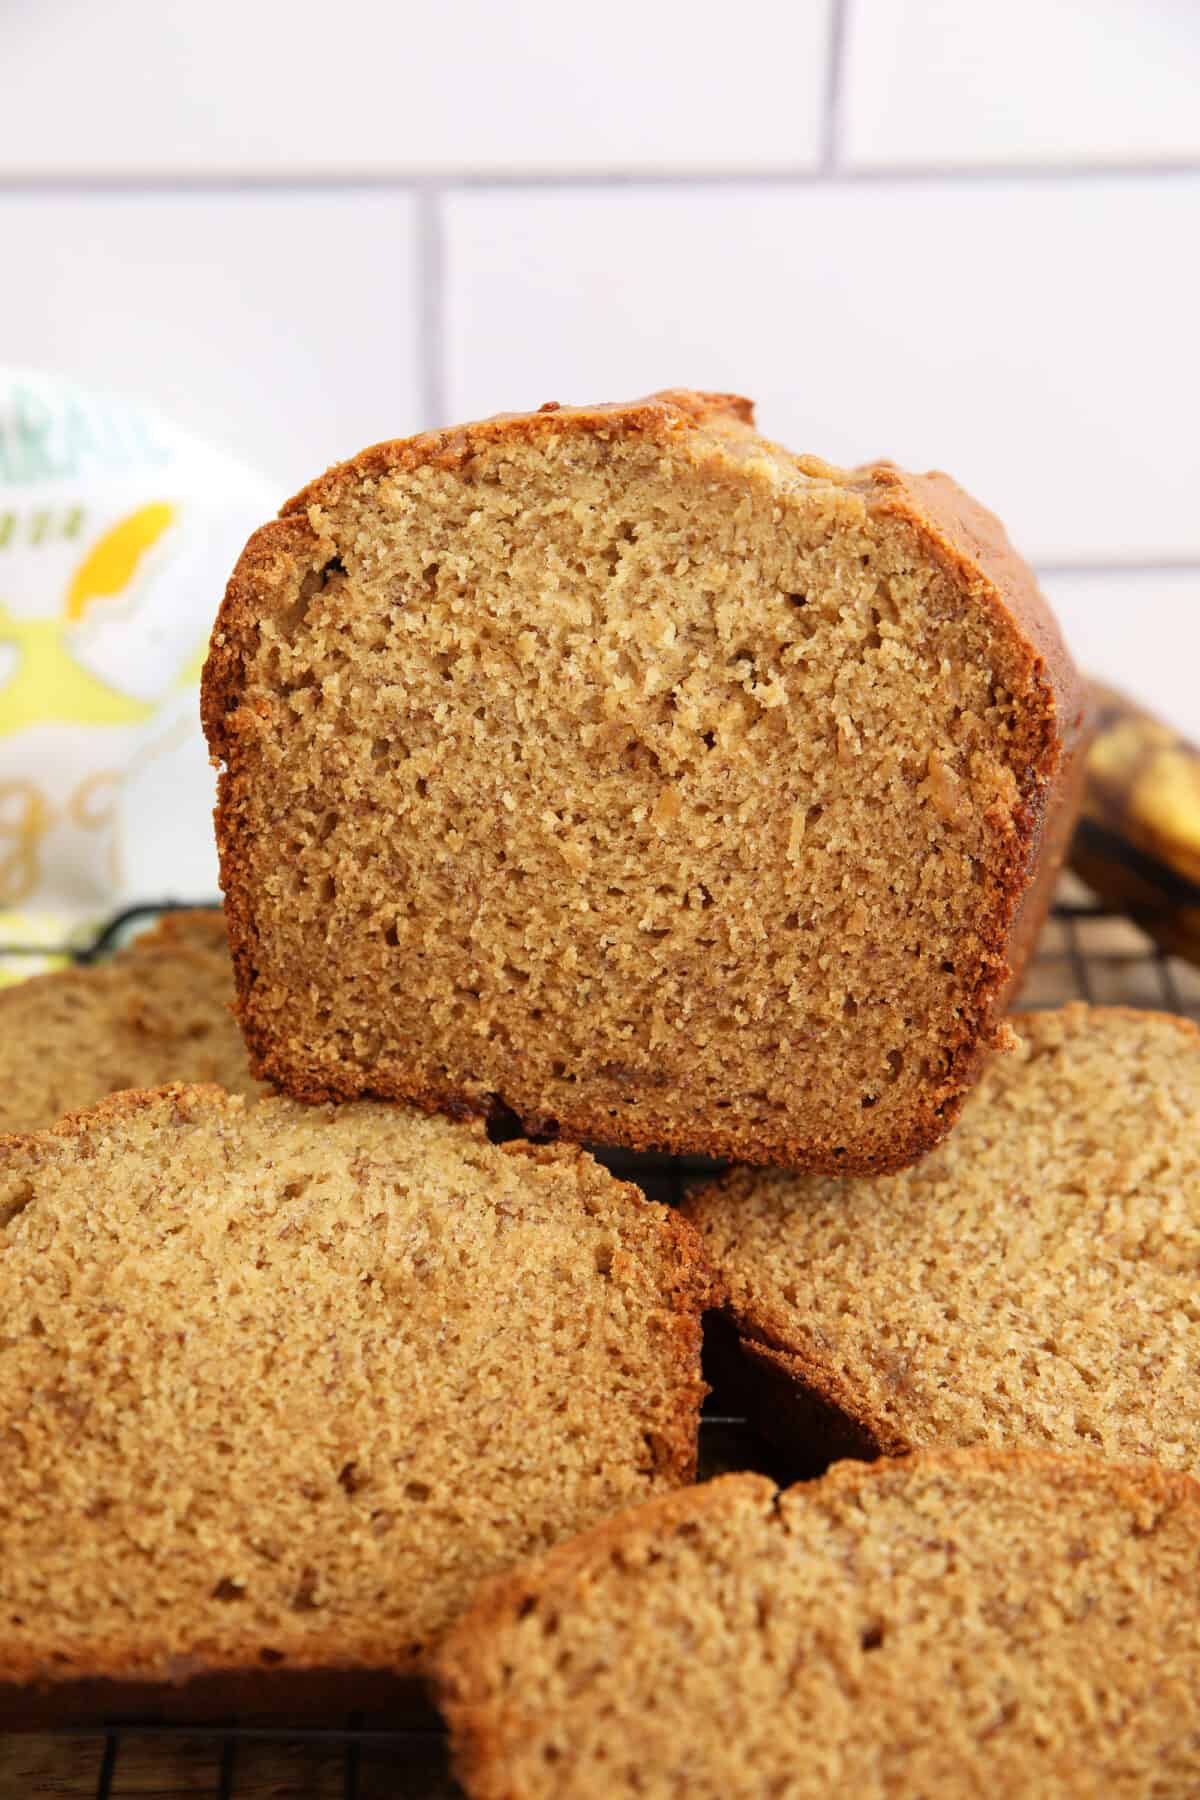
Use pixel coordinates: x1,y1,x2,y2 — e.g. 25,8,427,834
203,390,1088,1171
684,1004,1200,1470
0,1085,712,1722
0,911,263,1132
437,1450,1200,1799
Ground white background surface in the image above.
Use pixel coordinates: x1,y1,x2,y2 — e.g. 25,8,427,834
2,0,1198,901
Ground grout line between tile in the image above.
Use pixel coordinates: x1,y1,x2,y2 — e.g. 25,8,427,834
416,185,447,432
820,0,849,174
0,160,1198,196
1033,558,1200,578
826,156,1200,185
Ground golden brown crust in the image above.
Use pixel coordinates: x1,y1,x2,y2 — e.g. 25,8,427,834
203,391,1088,1171
0,1077,239,1157
439,1447,1200,1661
201,513,327,1109
201,511,325,768
861,465,1089,747
848,463,1094,1136
276,390,759,520
435,1446,1200,1799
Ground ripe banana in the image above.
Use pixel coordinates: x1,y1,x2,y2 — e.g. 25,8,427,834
1069,684,1200,967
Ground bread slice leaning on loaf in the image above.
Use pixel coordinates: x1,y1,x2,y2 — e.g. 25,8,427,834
0,911,263,1132
684,1004,1200,1473
203,389,1088,1173
437,1449,1200,1799
0,1086,713,1724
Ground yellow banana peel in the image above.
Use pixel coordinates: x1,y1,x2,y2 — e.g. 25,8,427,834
1069,684,1200,967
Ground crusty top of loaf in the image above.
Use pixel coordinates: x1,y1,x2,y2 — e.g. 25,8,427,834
271,388,1087,765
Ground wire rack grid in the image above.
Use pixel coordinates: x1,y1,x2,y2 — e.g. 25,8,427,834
3,879,1198,1799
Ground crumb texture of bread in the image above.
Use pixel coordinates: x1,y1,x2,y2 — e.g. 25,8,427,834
0,1087,711,1698
0,912,264,1132
203,390,1087,1172
685,1004,1200,1470
437,1451,1200,1800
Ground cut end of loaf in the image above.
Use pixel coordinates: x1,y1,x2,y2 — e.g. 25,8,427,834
204,390,1085,1170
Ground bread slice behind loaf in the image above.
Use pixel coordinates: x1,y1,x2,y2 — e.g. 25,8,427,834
0,1086,712,1721
0,911,263,1131
684,1004,1200,1472
437,1449,1200,1799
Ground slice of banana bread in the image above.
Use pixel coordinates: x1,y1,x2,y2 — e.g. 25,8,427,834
202,390,1088,1173
437,1450,1200,1800
0,911,263,1131
684,1004,1200,1471
0,1086,712,1722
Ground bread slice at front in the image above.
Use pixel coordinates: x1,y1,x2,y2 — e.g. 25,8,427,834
203,389,1087,1172
0,911,264,1132
437,1450,1200,1799
684,1005,1200,1471
0,1086,711,1720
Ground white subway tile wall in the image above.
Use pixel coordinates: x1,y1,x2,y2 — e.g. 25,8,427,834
1,192,422,496
844,1,1200,167
2,0,1198,903
444,177,1200,567
0,0,832,175
1041,569,1200,739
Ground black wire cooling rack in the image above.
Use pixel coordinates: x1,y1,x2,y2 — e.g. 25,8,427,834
3,878,1198,1799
